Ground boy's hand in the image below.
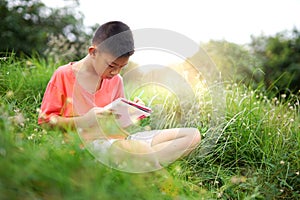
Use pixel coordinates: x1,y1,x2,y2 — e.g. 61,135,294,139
133,97,145,106
89,107,112,117
81,107,112,128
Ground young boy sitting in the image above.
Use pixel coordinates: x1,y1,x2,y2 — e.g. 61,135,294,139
38,21,200,172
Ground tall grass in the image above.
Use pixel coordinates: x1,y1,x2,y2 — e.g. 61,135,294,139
0,54,299,199
171,83,300,199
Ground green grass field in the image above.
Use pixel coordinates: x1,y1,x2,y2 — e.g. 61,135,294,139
0,54,299,199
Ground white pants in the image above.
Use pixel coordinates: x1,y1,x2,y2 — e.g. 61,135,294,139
126,130,162,145
90,130,162,155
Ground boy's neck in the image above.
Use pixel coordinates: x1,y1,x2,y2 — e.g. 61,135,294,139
73,56,103,93
76,56,94,73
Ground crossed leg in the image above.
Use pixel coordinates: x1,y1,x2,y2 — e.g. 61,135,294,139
150,128,201,165
108,128,201,171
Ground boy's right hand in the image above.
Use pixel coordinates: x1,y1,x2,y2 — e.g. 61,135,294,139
81,107,112,128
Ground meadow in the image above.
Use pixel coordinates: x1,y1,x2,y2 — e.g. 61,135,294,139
0,54,299,199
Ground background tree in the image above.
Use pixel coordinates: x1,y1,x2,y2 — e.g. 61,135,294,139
201,40,263,86
0,0,91,60
250,28,300,93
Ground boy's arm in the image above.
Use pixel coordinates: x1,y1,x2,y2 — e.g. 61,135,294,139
44,107,112,130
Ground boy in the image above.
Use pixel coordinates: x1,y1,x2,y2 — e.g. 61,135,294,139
39,21,200,171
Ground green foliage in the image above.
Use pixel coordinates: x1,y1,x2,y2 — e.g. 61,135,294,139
200,30,300,94
0,0,91,60
202,40,263,87
0,53,59,115
251,28,300,93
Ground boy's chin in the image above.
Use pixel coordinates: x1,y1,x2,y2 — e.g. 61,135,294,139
104,76,114,79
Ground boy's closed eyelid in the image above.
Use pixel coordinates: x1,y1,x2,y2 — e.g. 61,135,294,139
107,61,128,69
105,62,117,69
108,65,125,70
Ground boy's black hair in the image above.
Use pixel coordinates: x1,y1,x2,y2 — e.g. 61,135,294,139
92,21,135,57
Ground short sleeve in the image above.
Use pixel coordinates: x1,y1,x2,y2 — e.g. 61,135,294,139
38,82,64,124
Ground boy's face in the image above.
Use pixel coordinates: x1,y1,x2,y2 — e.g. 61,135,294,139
91,47,129,79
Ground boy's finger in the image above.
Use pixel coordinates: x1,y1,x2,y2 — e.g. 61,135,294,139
94,107,112,116
113,113,121,119
134,97,145,105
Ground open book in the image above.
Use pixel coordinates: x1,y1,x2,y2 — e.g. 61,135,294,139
104,98,152,128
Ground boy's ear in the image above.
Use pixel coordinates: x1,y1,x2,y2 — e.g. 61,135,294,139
88,46,97,57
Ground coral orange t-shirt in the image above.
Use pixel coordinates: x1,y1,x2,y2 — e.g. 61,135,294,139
38,62,125,124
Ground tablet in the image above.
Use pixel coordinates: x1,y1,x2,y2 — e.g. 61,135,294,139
104,98,152,127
